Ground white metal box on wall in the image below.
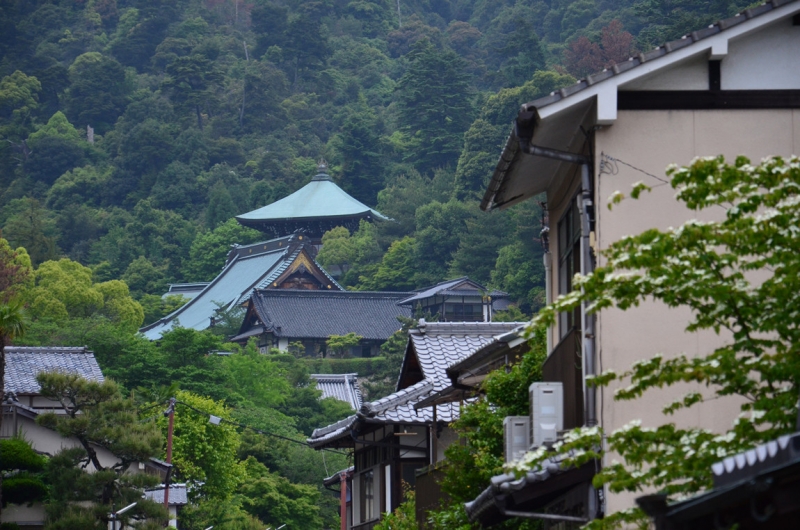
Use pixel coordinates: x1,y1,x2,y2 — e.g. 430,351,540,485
529,382,563,447
503,416,531,463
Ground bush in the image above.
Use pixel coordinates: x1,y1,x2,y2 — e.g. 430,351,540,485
300,356,388,376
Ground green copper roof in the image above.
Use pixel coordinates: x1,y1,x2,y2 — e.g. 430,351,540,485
237,163,389,224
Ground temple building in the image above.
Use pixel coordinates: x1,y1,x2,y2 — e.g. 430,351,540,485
236,161,390,245
141,234,341,340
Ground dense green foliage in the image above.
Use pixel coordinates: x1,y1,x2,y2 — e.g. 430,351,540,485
0,0,749,316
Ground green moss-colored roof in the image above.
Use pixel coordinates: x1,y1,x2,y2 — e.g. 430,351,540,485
236,167,388,225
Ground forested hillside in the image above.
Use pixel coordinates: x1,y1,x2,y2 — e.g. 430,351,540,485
0,0,752,320
0,1,755,528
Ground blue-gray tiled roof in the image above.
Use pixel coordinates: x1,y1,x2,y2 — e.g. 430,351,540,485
141,235,341,340
311,373,363,410
143,484,188,506
4,346,104,395
308,322,524,448
250,289,413,341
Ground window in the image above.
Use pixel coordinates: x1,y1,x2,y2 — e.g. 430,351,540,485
360,470,375,521
558,197,582,339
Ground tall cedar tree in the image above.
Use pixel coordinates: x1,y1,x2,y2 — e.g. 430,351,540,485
395,39,473,175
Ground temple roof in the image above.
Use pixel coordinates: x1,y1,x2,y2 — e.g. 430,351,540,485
140,235,341,340
242,289,412,341
236,162,389,230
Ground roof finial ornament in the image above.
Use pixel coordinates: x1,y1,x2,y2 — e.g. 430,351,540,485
313,158,332,181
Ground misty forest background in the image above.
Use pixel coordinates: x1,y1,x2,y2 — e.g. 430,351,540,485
0,1,754,528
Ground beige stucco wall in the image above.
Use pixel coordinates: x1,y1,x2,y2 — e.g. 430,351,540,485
591,108,800,514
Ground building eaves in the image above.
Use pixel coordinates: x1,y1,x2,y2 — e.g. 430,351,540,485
465,450,597,526
481,0,800,212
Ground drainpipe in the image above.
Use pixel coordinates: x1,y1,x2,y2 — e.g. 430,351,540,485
543,251,552,355
578,164,598,428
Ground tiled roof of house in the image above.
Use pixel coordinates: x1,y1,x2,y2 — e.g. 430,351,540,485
311,373,363,410
465,450,596,526
711,432,800,488
143,484,189,506
141,235,341,340
250,289,412,341
4,346,104,395
397,277,507,306
404,321,528,392
308,322,524,448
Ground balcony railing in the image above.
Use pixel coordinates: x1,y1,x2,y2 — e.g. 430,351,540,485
542,327,584,429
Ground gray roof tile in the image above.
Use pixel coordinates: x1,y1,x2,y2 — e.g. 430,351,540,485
308,322,523,448
4,346,104,395
143,484,188,506
311,373,363,410
251,289,412,341
141,236,341,340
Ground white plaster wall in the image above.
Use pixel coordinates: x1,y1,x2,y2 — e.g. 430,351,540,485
593,108,799,515
723,17,800,89
621,53,709,91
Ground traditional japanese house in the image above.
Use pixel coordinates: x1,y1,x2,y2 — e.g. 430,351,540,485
470,0,800,525
140,234,341,340
1,347,168,529
231,289,412,356
307,321,526,530
397,277,509,322
236,160,390,245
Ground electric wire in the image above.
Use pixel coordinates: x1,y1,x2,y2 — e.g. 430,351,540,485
172,400,351,456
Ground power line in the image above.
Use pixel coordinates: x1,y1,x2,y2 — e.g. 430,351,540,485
600,153,670,187
173,400,351,456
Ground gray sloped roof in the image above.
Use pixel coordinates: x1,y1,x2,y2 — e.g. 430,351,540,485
465,450,596,526
405,322,528,392
250,289,413,341
308,322,523,448
4,346,104,395
237,169,389,224
141,235,341,340
143,484,189,506
311,373,363,410
397,277,507,306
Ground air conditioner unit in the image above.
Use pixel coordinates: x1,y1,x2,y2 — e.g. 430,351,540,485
529,382,563,448
503,416,531,464
259,346,268,354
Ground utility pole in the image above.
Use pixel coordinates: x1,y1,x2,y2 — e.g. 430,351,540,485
163,398,176,522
